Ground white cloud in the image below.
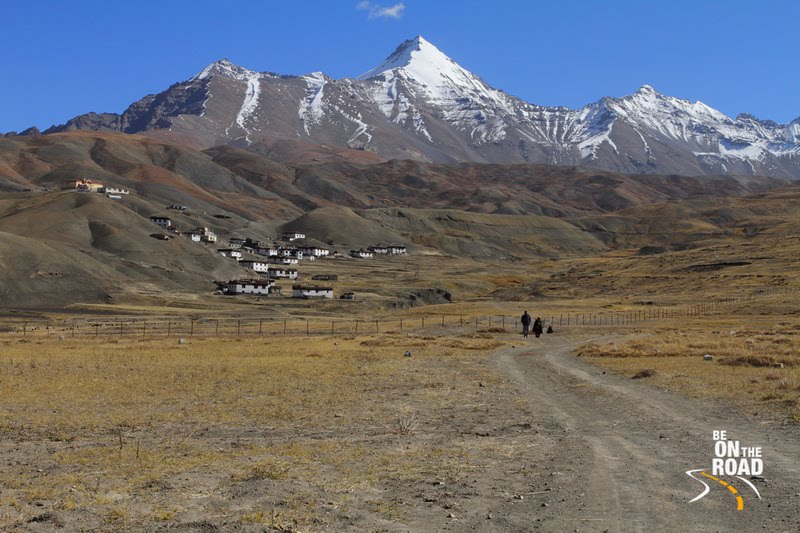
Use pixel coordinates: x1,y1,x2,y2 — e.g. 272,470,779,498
356,1,406,20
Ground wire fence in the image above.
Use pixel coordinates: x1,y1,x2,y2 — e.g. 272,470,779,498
4,286,794,340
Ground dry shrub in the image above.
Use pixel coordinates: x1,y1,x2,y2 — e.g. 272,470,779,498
632,369,656,379
394,412,419,435
236,460,289,482
719,355,777,368
440,338,503,350
478,327,508,334
360,337,427,347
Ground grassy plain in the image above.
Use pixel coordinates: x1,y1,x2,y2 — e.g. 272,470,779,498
2,219,799,529
0,331,533,530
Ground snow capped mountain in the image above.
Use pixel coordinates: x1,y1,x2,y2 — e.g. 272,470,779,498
41,37,800,178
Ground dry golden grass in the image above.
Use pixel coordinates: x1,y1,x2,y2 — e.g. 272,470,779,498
0,332,515,530
578,325,800,421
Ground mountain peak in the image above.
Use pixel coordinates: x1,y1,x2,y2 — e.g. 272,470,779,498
357,35,456,80
192,58,260,82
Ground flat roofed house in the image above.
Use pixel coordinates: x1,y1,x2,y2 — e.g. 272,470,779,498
369,245,389,254
239,260,270,273
218,249,242,260
292,285,334,299
228,237,246,249
350,249,373,259
282,232,306,241
267,267,298,280
103,186,130,196
227,279,274,295
299,246,330,257
389,245,408,255
65,179,104,192
150,216,172,228
267,256,299,265
256,246,279,257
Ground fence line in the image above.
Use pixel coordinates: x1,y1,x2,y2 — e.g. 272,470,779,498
5,286,795,340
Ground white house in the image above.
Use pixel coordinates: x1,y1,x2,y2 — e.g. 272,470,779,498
103,186,130,196
190,227,217,243
389,245,407,255
267,267,298,280
256,246,279,257
299,246,330,257
150,216,172,228
227,279,274,295
267,256,299,265
369,245,389,255
278,248,303,260
239,260,270,273
292,285,333,299
66,179,104,192
282,232,306,241
190,233,202,242
218,249,242,260
350,249,373,259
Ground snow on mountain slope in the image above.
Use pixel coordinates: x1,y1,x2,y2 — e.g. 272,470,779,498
298,72,327,135
359,36,514,143
40,37,800,178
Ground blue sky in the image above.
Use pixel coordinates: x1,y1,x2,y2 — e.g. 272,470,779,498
2,0,798,132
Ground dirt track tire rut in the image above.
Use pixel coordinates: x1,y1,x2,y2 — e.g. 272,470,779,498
488,335,800,532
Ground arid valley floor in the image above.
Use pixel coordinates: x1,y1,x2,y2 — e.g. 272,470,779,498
1,240,799,531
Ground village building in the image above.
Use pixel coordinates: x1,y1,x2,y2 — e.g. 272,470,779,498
340,291,356,300
239,260,270,273
299,245,330,257
268,285,282,296
267,267,298,280
65,179,104,192
312,274,338,281
168,203,188,211
369,245,389,254
255,245,280,257
150,216,172,229
102,186,129,196
218,249,242,260
282,232,306,241
278,248,303,260
190,233,202,242
228,237,246,249
292,285,333,299
389,245,408,255
267,256,299,265
350,249,373,259
190,227,217,243
226,279,274,295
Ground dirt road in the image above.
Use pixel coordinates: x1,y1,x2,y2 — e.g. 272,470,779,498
474,334,800,532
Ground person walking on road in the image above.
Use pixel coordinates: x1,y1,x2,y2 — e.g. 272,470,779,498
520,310,532,338
533,316,544,338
